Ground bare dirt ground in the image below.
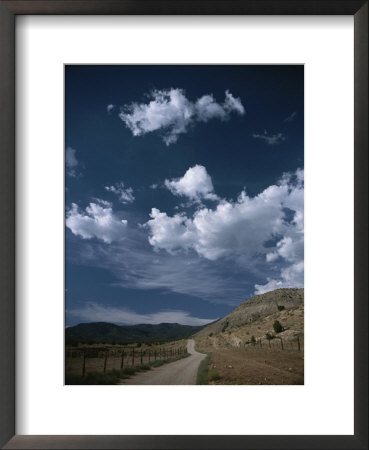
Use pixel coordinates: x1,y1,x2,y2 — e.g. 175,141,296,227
206,348,304,385
119,340,206,385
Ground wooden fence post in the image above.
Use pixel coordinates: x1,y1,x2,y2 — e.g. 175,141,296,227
132,348,135,366
82,350,86,377
297,336,300,351
140,350,143,365
268,339,271,349
280,338,284,350
104,351,108,373
120,351,125,369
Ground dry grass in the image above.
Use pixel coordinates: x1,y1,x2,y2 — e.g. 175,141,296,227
205,348,304,385
65,340,188,377
194,302,304,385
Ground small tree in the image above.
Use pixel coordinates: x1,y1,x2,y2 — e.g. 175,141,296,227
277,305,285,311
265,332,273,340
273,320,284,333
250,335,256,344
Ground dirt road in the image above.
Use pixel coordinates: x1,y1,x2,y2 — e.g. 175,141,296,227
119,339,206,385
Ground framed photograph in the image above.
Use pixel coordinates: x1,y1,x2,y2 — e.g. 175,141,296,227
64,64,305,388
0,1,367,449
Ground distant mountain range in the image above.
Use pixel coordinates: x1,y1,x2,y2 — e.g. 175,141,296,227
66,288,304,346
65,322,205,344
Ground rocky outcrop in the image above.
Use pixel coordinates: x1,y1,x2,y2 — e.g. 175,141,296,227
194,288,304,338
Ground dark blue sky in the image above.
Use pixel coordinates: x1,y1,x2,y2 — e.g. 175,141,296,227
65,65,304,327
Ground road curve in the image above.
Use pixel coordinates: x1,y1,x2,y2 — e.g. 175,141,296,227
119,339,206,385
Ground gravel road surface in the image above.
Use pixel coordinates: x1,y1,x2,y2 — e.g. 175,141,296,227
119,339,206,385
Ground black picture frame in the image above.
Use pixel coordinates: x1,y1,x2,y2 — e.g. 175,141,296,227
0,1,367,449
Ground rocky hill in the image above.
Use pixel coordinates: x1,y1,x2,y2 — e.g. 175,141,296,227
194,288,304,350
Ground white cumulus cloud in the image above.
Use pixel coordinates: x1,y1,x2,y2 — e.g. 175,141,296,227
164,165,218,202
66,202,127,244
254,260,304,294
147,173,303,260
118,88,245,145
105,181,135,204
145,167,304,293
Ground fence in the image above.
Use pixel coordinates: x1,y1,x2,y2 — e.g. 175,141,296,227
65,344,188,377
244,335,303,352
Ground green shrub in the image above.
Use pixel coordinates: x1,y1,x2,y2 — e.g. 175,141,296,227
208,369,221,382
265,332,274,340
121,367,136,375
196,354,211,385
273,320,284,333
150,360,164,368
250,335,256,344
277,305,285,311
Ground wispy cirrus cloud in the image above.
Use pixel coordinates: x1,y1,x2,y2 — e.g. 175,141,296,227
107,104,115,114
105,181,135,204
67,302,216,326
118,88,245,145
284,111,297,122
252,130,286,145
66,147,82,177
67,225,256,306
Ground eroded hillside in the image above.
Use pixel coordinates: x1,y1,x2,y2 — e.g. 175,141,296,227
194,288,304,352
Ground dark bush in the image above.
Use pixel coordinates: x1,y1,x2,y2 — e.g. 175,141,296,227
273,320,284,333
277,305,285,311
